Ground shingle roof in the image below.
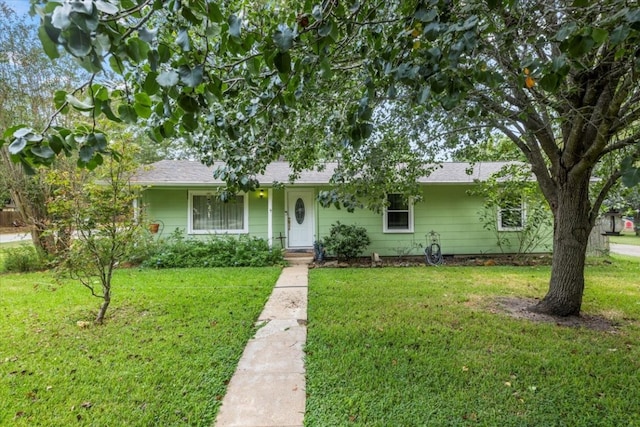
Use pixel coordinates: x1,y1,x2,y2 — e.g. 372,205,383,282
132,160,523,186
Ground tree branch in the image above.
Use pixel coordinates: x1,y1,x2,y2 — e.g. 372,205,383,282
40,79,93,134
102,0,154,22
591,170,622,224
598,131,640,159
495,123,557,208
581,72,633,170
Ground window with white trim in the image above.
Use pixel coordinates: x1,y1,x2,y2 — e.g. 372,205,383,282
497,199,525,231
384,194,414,233
188,191,248,234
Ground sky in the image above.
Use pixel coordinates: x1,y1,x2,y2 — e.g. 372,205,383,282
6,0,32,16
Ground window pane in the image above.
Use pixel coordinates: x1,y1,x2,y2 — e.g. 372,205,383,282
192,195,244,230
500,208,523,228
388,194,408,210
387,212,409,229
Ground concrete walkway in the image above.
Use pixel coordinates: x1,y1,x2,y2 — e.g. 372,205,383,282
214,258,311,427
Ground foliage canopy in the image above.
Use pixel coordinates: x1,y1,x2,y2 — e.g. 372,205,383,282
3,0,640,315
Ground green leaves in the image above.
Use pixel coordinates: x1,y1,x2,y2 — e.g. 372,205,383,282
557,25,612,58
157,71,180,87
7,127,51,162
66,26,93,57
610,25,630,45
178,65,204,87
176,28,190,51
134,93,152,119
273,24,294,52
8,138,28,155
274,52,292,74
621,157,640,188
38,25,59,59
95,0,119,15
31,145,55,159
9,0,640,229
51,3,72,29
65,94,94,111
229,14,241,38
118,105,138,124
318,21,333,38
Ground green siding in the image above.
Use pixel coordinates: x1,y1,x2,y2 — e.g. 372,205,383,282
316,185,551,256
143,189,188,237
142,188,269,240
142,184,551,255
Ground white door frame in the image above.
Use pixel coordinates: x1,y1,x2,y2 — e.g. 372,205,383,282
285,189,315,248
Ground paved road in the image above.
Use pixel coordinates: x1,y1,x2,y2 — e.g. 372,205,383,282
610,243,640,257
0,232,30,244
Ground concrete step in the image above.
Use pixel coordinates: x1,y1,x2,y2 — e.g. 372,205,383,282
284,256,314,266
284,250,314,266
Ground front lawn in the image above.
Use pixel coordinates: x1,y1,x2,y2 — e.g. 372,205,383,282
0,267,280,426
305,259,640,426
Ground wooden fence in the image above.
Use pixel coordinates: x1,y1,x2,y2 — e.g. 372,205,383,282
0,211,22,227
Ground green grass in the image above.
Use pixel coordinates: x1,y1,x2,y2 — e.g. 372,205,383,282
610,232,640,246
0,267,281,426
305,258,640,426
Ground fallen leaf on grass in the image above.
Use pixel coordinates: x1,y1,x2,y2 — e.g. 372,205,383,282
463,412,478,421
81,401,92,409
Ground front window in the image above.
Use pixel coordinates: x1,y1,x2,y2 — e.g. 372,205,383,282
189,191,248,234
497,199,525,231
384,194,414,233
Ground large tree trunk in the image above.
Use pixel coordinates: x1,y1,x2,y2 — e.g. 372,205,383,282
530,172,592,316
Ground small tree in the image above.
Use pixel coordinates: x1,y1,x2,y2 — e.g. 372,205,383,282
0,5,83,257
470,165,553,257
48,142,143,324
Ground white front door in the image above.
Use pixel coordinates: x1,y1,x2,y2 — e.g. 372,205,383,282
287,190,314,248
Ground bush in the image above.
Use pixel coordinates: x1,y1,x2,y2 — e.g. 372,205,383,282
322,222,371,261
3,245,45,273
124,227,161,265
141,231,284,268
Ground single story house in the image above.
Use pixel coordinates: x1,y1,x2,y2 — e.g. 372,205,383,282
132,160,551,256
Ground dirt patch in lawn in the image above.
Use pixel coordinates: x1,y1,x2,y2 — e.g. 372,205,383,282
493,297,622,332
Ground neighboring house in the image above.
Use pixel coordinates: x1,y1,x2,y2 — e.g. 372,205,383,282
132,160,551,256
